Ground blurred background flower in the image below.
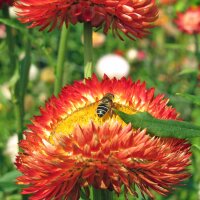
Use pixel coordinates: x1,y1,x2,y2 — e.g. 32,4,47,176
40,67,55,83
175,6,200,34
0,83,11,100
29,64,39,81
4,134,18,163
0,24,6,38
96,54,130,78
81,31,106,48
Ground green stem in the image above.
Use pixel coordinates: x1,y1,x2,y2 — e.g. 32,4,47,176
84,22,93,78
194,34,200,61
15,33,31,141
93,188,113,200
2,5,16,73
54,25,70,96
83,23,112,199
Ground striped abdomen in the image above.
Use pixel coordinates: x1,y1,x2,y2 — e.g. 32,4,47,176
96,103,110,118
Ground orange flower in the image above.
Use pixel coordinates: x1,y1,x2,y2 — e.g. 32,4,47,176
16,75,191,200
175,6,200,34
14,0,158,40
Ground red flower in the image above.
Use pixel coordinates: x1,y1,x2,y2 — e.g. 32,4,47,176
16,75,191,200
14,0,158,40
175,6,200,34
0,0,13,8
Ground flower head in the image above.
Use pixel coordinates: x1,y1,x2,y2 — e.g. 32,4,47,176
0,0,13,8
16,75,191,200
175,6,200,34
14,0,158,40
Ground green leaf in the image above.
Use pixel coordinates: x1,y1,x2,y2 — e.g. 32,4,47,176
0,18,27,32
0,170,21,183
178,69,198,76
176,93,200,106
0,170,22,193
115,110,200,139
192,144,200,152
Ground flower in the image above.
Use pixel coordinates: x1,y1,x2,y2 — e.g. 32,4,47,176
0,83,11,100
96,54,130,78
40,67,55,83
4,134,19,163
126,48,138,62
14,0,158,40
29,64,39,81
175,6,200,34
92,32,106,48
0,24,6,39
137,50,146,61
0,0,13,8
16,75,191,200
126,48,147,62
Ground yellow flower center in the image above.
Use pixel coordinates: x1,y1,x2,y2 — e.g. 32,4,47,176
49,100,137,143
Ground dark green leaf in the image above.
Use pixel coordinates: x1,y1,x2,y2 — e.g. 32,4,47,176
115,110,200,139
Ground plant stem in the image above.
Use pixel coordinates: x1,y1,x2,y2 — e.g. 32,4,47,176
194,34,200,74
2,5,16,73
93,188,113,200
54,25,70,96
193,34,200,90
84,22,93,78
15,33,31,141
83,22,113,200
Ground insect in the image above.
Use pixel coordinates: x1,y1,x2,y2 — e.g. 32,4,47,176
96,93,114,118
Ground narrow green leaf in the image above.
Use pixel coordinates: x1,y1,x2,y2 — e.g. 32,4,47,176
0,170,21,183
115,110,200,139
178,69,198,76
192,144,200,152
176,93,200,106
0,18,27,32
0,170,22,193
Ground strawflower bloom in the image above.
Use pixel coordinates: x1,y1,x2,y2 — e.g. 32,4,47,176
16,75,191,200
14,0,158,40
175,6,200,34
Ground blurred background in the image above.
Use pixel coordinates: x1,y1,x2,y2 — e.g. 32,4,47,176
0,0,200,199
